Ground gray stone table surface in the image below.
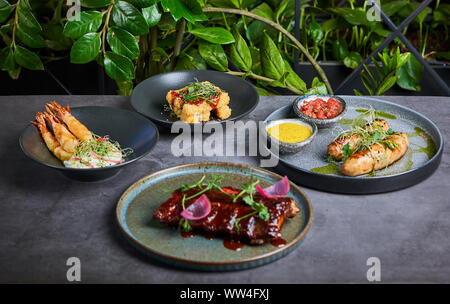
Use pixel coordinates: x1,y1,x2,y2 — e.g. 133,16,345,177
0,95,449,283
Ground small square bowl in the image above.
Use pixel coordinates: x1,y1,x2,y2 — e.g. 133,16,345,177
292,95,347,128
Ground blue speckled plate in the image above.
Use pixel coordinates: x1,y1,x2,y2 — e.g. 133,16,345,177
265,96,443,194
116,162,313,271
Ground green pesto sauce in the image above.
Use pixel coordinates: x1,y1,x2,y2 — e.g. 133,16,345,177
355,109,397,120
311,163,339,175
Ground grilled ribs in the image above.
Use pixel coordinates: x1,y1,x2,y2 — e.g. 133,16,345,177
153,187,300,244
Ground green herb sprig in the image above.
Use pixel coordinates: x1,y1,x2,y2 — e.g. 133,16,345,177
180,82,220,104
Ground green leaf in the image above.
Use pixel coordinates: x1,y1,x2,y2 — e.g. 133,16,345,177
360,72,374,95
189,26,235,44
250,2,273,21
43,24,73,51
321,18,348,32
309,21,323,44
104,51,135,81
176,49,207,70
305,77,328,95
396,56,423,91
116,80,134,96
80,0,110,8
229,30,252,72
142,4,162,27
16,24,46,48
343,52,363,69
331,7,369,26
381,0,408,17
260,31,285,81
161,0,207,23
435,51,450,61
0,46,15,71
0,0,11,23
17,0,42,33
14,46,44,70
331,38,348,61
376,75,397,95
198,41,228,72
127,0,159,8
8,65,21,79
255,85,276,96
284,60,306,91
245,20,274,44
63,10,103,39
107,27,139,60
70,32,101,64
112,1,149,36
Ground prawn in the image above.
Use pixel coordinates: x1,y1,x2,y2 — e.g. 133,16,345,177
43,111,79,153
31,112,72,161
46,101,92,142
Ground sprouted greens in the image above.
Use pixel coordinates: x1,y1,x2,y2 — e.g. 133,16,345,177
176,175,270,233
64,134,133,169
328,108,398,164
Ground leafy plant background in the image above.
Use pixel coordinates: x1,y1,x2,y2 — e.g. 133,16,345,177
0,0,448,96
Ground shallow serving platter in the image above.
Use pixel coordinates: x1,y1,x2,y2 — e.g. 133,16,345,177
116,162,313,271
264,96,443,194
130,70,259,128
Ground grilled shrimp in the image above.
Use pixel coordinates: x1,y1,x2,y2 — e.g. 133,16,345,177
341,132,409,177
327,119,390,161
46,102,92,142
44,111,79,153
31,112,72,161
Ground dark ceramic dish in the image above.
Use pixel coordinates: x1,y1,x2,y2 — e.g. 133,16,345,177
130,70,259,128
19,106,159,182
265,96,443,194
292,95,347,128
116,162,313,271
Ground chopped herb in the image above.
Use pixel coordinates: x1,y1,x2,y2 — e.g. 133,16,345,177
342,143,353,160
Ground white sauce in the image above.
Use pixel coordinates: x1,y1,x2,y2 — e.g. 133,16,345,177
64,150,123,168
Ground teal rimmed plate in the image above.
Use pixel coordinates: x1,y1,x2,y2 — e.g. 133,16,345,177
116,162,313,271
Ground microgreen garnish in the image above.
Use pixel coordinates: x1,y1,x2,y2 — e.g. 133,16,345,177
178,194,192,232
180,82,220,104
71,134,133,166
342,143,353,160
329,108,399,164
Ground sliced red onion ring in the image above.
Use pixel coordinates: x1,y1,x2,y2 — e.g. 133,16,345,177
180,194,211,221
256,176,290,199
89,147,121,164
70,157,94,168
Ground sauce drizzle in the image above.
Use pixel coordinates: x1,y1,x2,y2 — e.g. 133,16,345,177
180,231,196,238
270,238,287,247
223,239,244,251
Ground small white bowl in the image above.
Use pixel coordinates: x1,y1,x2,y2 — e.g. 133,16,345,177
265,118,317,154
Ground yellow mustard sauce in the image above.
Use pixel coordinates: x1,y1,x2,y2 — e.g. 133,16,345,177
268,122,311,143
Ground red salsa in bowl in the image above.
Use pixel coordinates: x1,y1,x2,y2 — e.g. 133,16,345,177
300,97,343,119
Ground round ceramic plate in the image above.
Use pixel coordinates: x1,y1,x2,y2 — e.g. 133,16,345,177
116,162,313,271
130,70,259,128
264,96,443,194
19,106,159,181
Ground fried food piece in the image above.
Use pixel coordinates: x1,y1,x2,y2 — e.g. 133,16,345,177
31,112,72,161
166,81,231,123
43,111,79,153
341,132,409,176
328,119,390,161
46,101,92,142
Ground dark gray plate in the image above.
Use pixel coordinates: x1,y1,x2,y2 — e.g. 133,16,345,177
264,96,443,194
19,106,159,182
130,70,259,128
